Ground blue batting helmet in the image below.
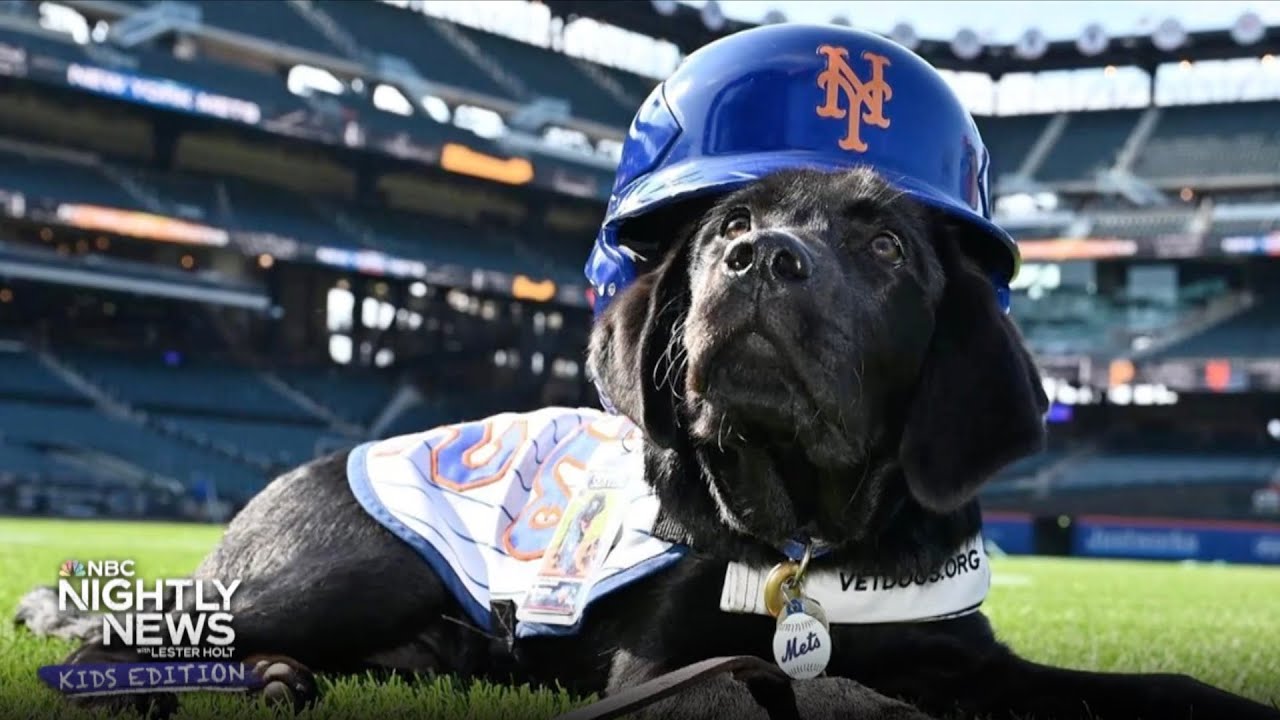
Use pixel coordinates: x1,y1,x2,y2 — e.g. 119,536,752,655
585,23,1017,319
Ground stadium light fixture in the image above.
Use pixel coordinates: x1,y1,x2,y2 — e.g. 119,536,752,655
1153,18,1187,52
951,28,984,61
651,0,678,17
890,22,920,51
1077,22,1109,57
1014,27,1048,61
701,0,726,32
1232,11,1266,46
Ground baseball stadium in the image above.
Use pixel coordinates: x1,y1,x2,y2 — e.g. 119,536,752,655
0,1,1277,718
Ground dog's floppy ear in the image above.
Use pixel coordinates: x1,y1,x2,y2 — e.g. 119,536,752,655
899,231,1049,514
587,230,694,450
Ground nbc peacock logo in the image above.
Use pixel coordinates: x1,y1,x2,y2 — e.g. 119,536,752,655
59,560,86,578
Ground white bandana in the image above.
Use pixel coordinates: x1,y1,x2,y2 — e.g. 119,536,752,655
719,534,990,624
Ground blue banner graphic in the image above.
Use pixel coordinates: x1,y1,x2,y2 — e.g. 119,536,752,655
982,512,1036,555
1072,516,1280,565
38,662,262,697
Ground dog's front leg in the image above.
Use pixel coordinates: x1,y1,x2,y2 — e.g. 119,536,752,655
603,651,935,720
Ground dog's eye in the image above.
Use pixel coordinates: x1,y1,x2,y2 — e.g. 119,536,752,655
722,211,752,240
870,233,904,263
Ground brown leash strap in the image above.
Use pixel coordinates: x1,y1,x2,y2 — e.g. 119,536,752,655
553,655,797,720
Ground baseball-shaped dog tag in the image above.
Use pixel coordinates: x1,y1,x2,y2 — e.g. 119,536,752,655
772,596,831,679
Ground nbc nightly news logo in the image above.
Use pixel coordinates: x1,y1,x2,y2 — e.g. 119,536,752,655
39,559,259,698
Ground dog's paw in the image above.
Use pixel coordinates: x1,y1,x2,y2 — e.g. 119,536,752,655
246,655,318,713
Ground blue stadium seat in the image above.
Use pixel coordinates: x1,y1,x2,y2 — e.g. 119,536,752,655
974,114,1052,181
1090,210,1196,240
221,178,361,249
1036,110,1140,182
153,414,335,469
0,400,268,498
377,401,453,438
0,350,81,402
450,24,634,127
1148,294,1280,359
0,440,59,478
1059,453,1279,488
279,366,396,426
0,150,137,209
65,351,314,422
1134,101,1280,180
185,0,352,58
314,0,514,101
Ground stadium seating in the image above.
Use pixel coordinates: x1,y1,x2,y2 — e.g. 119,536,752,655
0,399,265,497
63,350,315,422
1148,294,1280,358
1133,101,1280,180
1089,209,1196,239
1207,216,1278,239
152,413,337,469
974,114,1051,181
313,0,513,101
0,440,57,478
1036,110,1139,182
280,366,398,426
1059,452,1279,488
179,0,352,59
0,149,136,208
0,349,81,402
0,138,585,279
449,24,637,127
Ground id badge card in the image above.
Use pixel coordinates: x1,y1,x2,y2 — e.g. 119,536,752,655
516,474,627,626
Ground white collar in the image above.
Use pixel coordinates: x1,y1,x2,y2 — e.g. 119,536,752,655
719,534,989,625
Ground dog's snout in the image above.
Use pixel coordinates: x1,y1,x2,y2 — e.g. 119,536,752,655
721,232,812,285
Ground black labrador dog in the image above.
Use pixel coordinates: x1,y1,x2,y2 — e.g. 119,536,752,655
20,168,1279,720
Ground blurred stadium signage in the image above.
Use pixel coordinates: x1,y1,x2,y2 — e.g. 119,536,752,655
440,143,534,186
56,204,229,247
1072,515,1280,565
65,63,262,125
1017,231,1280,261
511,275,558,303
0,29,613,204
1040,356,1280,397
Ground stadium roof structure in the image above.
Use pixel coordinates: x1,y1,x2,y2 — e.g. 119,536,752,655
541,1,1280,76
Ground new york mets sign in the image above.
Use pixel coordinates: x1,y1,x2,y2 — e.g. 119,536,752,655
815,45,893,153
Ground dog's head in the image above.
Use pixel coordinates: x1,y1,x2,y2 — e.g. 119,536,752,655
588,167,1048,552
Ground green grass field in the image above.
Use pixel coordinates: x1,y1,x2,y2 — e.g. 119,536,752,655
1,517,1277,719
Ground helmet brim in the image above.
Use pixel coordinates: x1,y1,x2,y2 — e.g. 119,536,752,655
608,151,1020,284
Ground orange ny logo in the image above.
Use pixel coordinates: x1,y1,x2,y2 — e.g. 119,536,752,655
815,45,893,153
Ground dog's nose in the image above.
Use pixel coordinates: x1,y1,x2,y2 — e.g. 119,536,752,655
721,232,813,285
